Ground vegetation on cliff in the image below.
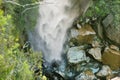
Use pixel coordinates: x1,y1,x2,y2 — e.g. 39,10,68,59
0,0,47,80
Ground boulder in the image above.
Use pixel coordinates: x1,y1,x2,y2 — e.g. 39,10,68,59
102,46,120,70
67,46,87,64
70,24,96,45
75,70,96,80
96,65,112,77
102,14,120,45
88,47,102,61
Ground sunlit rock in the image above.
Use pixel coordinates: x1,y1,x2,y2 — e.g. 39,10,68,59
96,65,112,77
102,46,120,70
67,46,87,64
88,47,102,61
70,24,96,45
75,70,96,80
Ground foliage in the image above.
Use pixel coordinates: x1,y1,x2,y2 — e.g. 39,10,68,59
79,0,120,29
0,0,47,80
3,0,39,44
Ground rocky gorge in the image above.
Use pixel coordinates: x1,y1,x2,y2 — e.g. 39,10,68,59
1,0,120,80
43,22,120,80
41,0,120,80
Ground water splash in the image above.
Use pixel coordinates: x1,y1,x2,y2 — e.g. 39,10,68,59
29,0,91,63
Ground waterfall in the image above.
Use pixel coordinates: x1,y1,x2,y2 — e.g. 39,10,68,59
29,0,91,63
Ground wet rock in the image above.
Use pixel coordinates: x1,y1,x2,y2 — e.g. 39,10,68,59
66,71,75,78
96,65,112,77
102,46,120,70
67,46,87,64
70,24,96,45
80,62,100,74
53,70,65,80
88,47,102,61
90,67,99,74
75,70,96,80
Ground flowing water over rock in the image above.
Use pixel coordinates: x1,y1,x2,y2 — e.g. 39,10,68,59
26,0,120,79
29,0,91,63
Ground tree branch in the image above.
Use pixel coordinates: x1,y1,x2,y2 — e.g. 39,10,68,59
21,6,39,15
4,0,54,7
3,0,41,7
3,0,54,14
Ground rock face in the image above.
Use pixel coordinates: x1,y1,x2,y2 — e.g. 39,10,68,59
70,24,96,45
88,47,102,61
102,46,120,70
67,46,87,64
102,14,120,45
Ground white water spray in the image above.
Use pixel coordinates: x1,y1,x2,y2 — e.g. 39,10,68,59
29,0,91,63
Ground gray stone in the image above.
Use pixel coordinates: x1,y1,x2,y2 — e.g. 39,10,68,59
67,46,87,64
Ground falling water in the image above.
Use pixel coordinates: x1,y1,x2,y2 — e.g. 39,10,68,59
29,0,91,63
